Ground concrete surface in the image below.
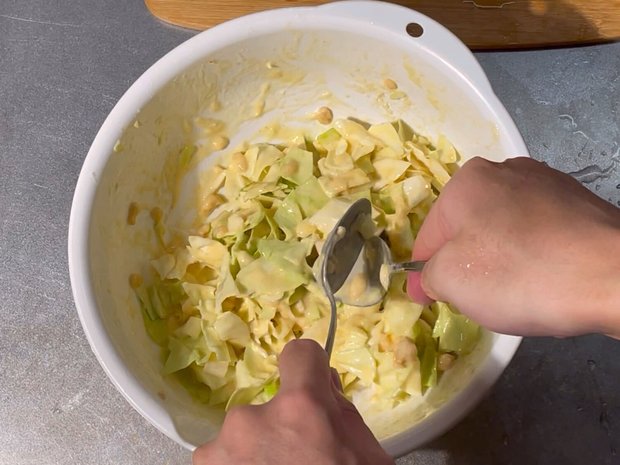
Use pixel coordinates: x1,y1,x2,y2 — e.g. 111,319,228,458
0,1,618,464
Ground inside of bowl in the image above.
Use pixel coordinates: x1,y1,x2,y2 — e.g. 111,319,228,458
89,26,517,446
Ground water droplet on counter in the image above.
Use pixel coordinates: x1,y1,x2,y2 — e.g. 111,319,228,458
587,359,596,368
595,184,601,191
616,184,620,189
568,162,617,184
559,114,577,129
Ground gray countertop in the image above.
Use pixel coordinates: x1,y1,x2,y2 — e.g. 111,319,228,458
1,1,618,464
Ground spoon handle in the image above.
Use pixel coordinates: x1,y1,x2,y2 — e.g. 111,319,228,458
391,260,426,273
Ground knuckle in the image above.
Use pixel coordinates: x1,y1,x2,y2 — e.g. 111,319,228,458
192,444,213,465
223,405,258,429
276,389,332,425
466,156,492,169
464,156,498,178
280,388,323,411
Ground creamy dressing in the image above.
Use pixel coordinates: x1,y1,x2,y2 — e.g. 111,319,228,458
334,243,383,306
379,263,390,291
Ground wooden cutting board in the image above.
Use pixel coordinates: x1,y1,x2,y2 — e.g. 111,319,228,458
144,0,620,50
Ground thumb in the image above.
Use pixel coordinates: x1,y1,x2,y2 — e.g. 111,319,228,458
408,239,464,304
407,270,434,305
408,196,453,305
278,339,332,399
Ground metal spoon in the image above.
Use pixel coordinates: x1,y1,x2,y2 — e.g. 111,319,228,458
318,198,426,356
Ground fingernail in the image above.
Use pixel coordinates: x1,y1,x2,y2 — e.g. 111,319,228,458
407,271,434,305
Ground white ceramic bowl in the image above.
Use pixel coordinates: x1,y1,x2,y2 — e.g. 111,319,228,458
69,0,525,457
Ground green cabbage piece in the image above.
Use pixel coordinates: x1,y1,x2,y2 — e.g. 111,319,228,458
236,256,309,296
293,177,329,217
263,378,280,400
164,337,201,374
257,238,309,268
141,312,168,346
307,198,352,236
332,347,375,385
432,302,480,355
314,127,342,151
280,147,314,185
273,194,302,238
213,312,251,346
410,318,438,390
135,280,185,321
419,333,438,389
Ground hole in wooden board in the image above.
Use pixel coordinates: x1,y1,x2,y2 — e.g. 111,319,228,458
406,23,424,38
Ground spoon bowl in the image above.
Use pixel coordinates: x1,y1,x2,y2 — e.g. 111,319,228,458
319,199,427,353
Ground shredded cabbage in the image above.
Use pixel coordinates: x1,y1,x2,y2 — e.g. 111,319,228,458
131,119,480,410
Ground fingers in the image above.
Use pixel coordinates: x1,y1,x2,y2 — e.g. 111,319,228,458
193,442,223,465
330,368,343,392
412,195,451,261
279,339,332,397
408,172,456,305
408,186,451,304
408,156,491,304
192,405,262,465
407,271,435,304
411,156,493,260
412,239,467,305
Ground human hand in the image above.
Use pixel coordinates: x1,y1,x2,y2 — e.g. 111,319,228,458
193,339,394,465
407,156,620,338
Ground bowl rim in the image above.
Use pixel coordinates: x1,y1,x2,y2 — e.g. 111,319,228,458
68,0,525,457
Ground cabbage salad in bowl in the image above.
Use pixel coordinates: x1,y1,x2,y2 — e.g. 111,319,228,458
129,117,481,412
